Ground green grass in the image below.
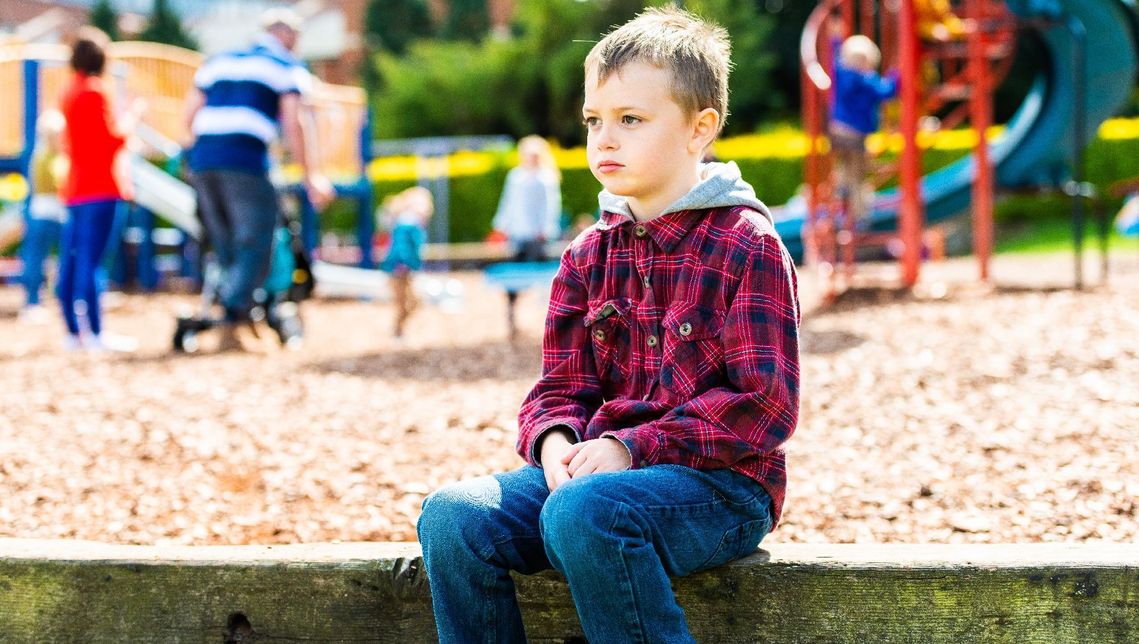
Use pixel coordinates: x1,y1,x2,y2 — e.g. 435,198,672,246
995,216,1139,255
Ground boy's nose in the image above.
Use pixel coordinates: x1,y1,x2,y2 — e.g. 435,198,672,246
593,125,618,150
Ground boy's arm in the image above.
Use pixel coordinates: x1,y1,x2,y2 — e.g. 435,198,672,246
602,235,800,469
544,178,562,241
872,69,901,100
491,169,514,234
516,249,604,466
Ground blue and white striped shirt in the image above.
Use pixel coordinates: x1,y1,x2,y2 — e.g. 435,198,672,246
189,34,310,173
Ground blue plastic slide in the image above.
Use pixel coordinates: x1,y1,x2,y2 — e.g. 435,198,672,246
774,0,1139,261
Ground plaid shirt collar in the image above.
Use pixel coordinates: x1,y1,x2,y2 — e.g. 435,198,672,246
596,208,705,255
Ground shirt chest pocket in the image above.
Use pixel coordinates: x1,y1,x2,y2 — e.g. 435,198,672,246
584,298,633,384
659,302,727,399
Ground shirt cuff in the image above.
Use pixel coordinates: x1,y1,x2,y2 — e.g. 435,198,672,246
600,428,653,469
528,421,581,466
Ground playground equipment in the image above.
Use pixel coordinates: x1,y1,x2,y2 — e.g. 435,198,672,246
778,0,1139,297
484,260,561,341
0,40,376,289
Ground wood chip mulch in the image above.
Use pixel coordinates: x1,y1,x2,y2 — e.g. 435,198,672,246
1,252,1136,546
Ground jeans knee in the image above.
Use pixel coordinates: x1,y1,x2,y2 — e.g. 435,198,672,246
417,481,496,562
540,480,633,567
418,487,463,546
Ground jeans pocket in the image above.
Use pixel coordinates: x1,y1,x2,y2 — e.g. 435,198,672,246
696,517,770,572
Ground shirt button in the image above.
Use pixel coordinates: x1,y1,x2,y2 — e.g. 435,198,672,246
593,329,606,342
642,275,651,287
646,334,658,347
633,224,647,238
679,322,693,336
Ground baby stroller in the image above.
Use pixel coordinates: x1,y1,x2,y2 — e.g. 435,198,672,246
172,218,314,353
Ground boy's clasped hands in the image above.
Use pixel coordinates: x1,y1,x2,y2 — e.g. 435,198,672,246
540,429,632,491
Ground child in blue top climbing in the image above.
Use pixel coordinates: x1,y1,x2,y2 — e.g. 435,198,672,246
829,17,899,224
379,186,432,338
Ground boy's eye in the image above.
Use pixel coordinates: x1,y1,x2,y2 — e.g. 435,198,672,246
621,115,641,125
583,116,600,128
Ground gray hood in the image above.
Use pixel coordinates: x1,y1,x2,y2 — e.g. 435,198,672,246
597,161,772,223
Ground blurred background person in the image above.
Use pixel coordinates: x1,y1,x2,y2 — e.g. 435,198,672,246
185,7,333,351
828,21,899,226
916,0,968,43
58,26,143,352
491,135,561,262
379,186,433,339
18,110,68,324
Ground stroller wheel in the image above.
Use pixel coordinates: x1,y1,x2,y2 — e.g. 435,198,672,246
173,327,199,353
275,312,304,348
267,301,303,348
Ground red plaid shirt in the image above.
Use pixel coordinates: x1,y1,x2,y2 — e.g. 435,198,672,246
517,204,800,524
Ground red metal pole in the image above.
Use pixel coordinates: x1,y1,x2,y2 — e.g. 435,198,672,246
968,0,994,281
898,0,924,287
802,62,819,266
881,1,898,71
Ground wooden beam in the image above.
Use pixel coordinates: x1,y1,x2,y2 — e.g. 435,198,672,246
2,540,1137,642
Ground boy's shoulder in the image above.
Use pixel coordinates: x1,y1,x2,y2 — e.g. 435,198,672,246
709,203,778,238
700,205,785,264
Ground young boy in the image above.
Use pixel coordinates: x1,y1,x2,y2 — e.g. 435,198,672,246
417,7,800,642
828,29,899,225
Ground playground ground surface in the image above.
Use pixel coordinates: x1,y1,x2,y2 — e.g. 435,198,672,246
0,250,1136,546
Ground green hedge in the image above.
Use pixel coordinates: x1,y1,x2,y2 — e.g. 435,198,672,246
323,134,1139,243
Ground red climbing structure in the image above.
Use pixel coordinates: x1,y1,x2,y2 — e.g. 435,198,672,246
801,0,1018,299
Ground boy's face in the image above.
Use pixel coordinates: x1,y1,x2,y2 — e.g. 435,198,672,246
583,61,714,219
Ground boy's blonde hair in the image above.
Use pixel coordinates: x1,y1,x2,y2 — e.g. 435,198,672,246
383,186,434,224
517,135,560,180
840,35,881,70
584,7,732,133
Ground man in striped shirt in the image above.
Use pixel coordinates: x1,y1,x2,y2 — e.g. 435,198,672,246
185,8,332,344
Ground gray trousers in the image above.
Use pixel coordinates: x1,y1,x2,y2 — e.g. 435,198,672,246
191,169,281,321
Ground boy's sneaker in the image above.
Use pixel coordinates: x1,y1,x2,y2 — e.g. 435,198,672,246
85,333,139,354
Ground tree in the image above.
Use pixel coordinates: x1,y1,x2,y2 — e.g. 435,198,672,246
138,0,197,50
684,0,777,135
89,0,120,41
365,0,434,55
441,0,490,42
363,0,435,92
764,0,815,117
370,0,782,144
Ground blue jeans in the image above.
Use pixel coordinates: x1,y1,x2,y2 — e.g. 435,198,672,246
417,464,773,643
191,170,280,321
57,200,118,336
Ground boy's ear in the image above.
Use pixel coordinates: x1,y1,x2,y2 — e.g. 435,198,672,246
689,108,720,154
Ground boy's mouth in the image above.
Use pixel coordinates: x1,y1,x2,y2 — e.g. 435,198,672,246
596,161,624,174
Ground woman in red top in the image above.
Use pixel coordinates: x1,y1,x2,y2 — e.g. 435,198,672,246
57,27,140,352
